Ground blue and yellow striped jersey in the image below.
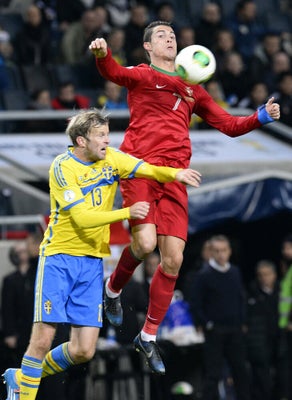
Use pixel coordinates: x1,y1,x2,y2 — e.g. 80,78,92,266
40,146,178,258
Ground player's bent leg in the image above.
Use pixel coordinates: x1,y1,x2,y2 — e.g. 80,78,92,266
18,322,56,400
68,326,99,364
135,236,185,374
104,224,157,326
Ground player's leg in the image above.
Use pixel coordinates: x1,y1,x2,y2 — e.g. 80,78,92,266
104,178,159,326
40,254,103,378
2,322,57,400
133,235,185,375
104,223,157,326
133,181,188,374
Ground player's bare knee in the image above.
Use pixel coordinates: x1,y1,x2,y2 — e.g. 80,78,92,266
71,345,96,363
162,253,183,274
134,237,157,256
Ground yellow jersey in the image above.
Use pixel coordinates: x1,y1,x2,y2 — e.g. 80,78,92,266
40,146,179,258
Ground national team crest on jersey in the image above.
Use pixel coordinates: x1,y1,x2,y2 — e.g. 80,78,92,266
44,300,52,314
102,165,113,180
185,87,193,97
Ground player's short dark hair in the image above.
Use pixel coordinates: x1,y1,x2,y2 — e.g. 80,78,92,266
66,108,109,145
143,20,173,43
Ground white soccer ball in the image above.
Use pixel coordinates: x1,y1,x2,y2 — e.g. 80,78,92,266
175,44,216,84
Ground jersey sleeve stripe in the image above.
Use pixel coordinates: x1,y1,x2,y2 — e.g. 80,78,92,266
128,160,144,179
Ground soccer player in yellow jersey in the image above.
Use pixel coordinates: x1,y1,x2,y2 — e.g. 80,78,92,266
2,108,201,400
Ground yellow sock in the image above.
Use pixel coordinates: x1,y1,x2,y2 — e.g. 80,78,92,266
20,376,41,400
20,355,42,400
15,369,22,386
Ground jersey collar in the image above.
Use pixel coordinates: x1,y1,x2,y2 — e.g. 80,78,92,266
150,63,178,76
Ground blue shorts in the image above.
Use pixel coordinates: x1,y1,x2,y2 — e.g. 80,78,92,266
34,254,104,327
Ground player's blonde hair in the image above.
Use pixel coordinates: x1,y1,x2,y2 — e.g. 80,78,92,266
66,108,109,145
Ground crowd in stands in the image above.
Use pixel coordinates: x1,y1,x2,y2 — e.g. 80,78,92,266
0,0,291,129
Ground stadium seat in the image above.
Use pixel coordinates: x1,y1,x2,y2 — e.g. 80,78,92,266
50,63,97,89
0,63,24,90
20,65,55,93
0,89,29,110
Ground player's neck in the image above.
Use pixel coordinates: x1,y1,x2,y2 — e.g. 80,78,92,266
150,57,175,73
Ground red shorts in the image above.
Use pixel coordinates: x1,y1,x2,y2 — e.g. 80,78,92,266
120,178,188,241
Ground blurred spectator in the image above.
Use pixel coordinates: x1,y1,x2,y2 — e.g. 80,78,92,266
274,72,292,127
238,81,269,110
124,3,149,65
1,0,34,15
192,79,228,129
264,51,292,93
59,7,110,65
248,32,283,84
13,4,53,65
189,234,250,400
142,250,161,300
107,27,127,66
105,0,131,28
177,26,195,53
1,240,33,365
213,28,237,75
182,239,212,303
194,2,224,50
219,51,250,106
25,88,59,132
51,81,90,110
154,1,179,33
279,233,292,276
278,234,292,400
0,28,15,63
226,0,266,62
0,28,15,90
96,80,128,130
246,260,287,400
97,80,127,110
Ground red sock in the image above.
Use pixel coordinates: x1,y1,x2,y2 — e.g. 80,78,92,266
109,245,142,293
143,264,178,335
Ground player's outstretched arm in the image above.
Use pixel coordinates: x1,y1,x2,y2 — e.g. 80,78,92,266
175,169,202,188
89,38,108,58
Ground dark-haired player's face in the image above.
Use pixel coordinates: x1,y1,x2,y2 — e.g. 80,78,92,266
147,26,177,61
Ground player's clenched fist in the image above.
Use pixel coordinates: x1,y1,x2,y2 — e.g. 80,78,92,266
89,38,108,58
175,169,202,188
129,201,150,219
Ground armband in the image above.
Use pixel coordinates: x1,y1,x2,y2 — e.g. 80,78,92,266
257,104,274,124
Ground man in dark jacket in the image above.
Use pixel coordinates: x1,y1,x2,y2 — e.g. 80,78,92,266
190,234,250,400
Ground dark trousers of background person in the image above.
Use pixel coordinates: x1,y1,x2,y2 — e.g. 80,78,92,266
202,327,250,400
248,331,290,400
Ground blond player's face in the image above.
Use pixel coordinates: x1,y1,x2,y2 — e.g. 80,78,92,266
148,26,177,61
84,124,110,161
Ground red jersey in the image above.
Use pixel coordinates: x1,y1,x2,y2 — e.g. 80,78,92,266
96,50,261,168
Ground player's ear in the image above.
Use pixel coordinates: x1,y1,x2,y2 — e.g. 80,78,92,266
143,42,151,52
76,135,86,147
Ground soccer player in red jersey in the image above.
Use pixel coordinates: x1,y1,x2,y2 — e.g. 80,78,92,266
89,21,280,375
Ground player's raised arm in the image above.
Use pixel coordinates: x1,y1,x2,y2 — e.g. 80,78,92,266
89,38,108,58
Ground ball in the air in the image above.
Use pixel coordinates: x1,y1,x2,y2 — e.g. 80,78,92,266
175,44,216,84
